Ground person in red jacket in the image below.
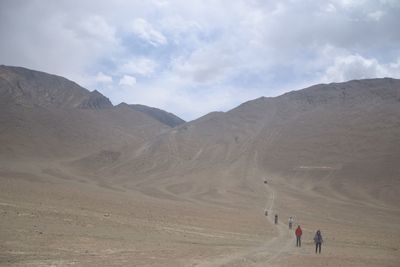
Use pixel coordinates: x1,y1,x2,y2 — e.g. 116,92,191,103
295,225,302,247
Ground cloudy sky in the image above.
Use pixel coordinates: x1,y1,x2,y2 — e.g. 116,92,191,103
1,0,400,120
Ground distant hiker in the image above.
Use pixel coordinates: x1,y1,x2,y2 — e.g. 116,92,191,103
288,216,294,229
295,225,302,247
314,230,323,254
264,210,268,216
274,214,278,224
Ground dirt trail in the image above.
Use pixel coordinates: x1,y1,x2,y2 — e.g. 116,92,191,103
197,179,294,266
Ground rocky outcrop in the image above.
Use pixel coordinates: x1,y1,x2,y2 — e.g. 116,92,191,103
128,104,185,127
78,90,113,109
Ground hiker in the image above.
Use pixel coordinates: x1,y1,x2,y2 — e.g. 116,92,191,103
314,230,323,254
264,210,268,216
274,214,278,224
288,216,294,229
295,225,302,247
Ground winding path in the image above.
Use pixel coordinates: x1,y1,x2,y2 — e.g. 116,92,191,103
198,177,294,266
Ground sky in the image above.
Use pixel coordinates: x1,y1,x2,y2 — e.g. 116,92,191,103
1,0,400,120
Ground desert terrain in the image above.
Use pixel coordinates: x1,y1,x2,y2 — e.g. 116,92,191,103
0,66,399,266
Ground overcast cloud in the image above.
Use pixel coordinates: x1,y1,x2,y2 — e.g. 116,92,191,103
1,0,399,120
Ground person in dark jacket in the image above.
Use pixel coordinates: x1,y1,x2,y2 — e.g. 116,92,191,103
295,225,302,247
314,230,323,253
274,214,278,224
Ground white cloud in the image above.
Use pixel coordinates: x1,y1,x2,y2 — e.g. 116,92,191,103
367,10,385,21
0,3,121,88
1,0,400,120
131,18,167,46
94,72,113,83
74,15,117,44
324,3,337,13
170,46,234,84
158,15,202,45
120,57,158,76
153,0,169,8
323,54,400,82
336,0,366,9
119,75,137,86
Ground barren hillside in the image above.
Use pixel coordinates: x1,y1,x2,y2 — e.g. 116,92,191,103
0,65,178,162
1,67,399,266
128,104,185,127
96,78,400,208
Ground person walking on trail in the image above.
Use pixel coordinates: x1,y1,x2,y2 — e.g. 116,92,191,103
288,216,294,229
274,214,278,224
314,230,323,254
295,225,302,247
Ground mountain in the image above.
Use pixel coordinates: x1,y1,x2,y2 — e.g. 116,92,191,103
2,65,398,207
127,104,185,127
98,78,400,208
0,65,179,161
0,65,112,109
1,66,399,266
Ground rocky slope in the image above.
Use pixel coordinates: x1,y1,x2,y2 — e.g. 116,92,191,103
0,66,182,160
1,66,399,266
1,65,399,207
127,104,185,127
100,78,400,207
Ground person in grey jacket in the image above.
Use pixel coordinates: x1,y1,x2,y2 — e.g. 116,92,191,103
314,230,323,254
288,216,294,229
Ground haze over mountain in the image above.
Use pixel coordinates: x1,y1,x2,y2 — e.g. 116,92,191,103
1,66,399,266
0,65,183,161
78,77,399,207
124,104,185,127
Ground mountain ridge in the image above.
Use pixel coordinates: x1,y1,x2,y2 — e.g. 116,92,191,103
1,66,399,266
119,103,185,127
0,65,180,160
0,65,184,124
1,65,399,208
96,77,400,208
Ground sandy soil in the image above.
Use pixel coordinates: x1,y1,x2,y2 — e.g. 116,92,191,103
1,161,399,267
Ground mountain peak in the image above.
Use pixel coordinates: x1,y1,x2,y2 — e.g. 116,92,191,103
78,90,113,110
0,65,114,110
128,104,185,127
